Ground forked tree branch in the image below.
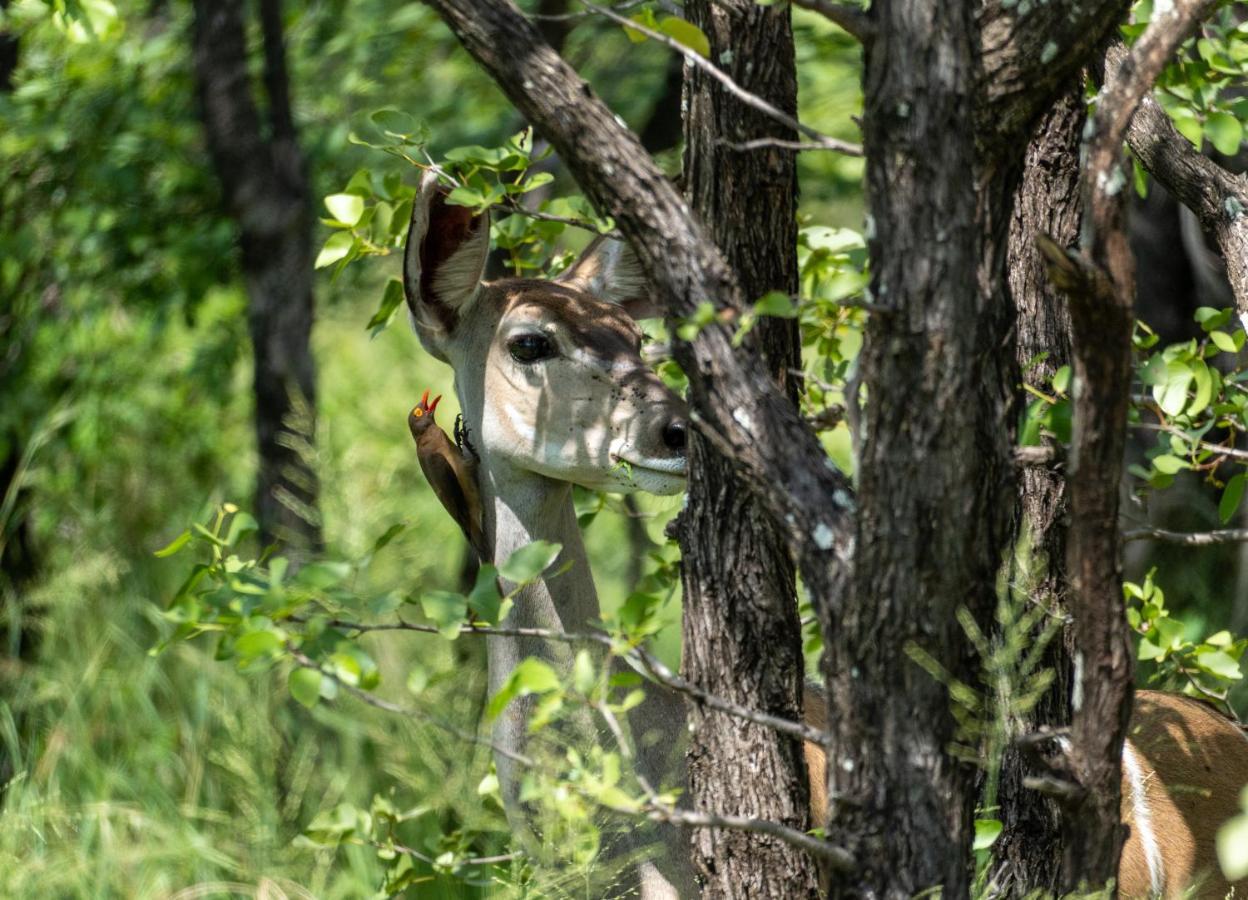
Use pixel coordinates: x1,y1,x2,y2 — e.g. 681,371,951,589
787,0,873,43
1043,0,1220,886
1097,40,1248,314
422,0,855,601
977,0,1129,156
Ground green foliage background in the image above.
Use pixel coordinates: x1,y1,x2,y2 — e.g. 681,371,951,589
1,0,1246,896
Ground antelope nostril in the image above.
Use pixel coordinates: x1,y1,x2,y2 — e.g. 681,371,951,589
661,417,688,452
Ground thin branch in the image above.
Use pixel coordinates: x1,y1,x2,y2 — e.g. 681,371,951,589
1122,527,1248,545
1100,40,1248,313
499,199,622,238
1133,421,1248,462
292,646,852,869
717,136,863,156
529,0,649,20
582,1,860,155
291,615,831,748
788,0,872,43
642,803,855,871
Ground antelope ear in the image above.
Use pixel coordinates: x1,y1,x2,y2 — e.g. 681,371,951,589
403,170,490,357
557,236,661,320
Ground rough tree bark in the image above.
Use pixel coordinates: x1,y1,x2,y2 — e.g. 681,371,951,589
190,0,321,554
1032,3,1217,886
675,1,817,896
0,0,17,92
994,86,1084,894
821,2,1012,895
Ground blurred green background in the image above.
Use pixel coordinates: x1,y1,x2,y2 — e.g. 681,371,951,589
0,2,862,896
2,0,1244,897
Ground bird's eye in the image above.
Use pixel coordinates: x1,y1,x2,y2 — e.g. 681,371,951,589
508,333,555,364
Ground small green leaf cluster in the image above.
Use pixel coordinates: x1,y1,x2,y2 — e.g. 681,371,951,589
1019,360,1073,447
318,124,621,338
1126,569,1245,708
1131,2,1248,156
159,506,683,890
622,7,711,58
1129,309,1248,507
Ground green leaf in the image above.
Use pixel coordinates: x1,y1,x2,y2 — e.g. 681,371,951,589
289,667,322,708
1189,360,1214,416
154,529,191,558
1221,474,1246,524
366,279,405,338
1207,111,1244,157
1051,365,1071,394
235,629,283,660
572,649,596,695
1152,361,1194,415
753,290,798,318
973,819,1003,851
224,512,258,547
406,664,429,695
623,8,659,42
467,564,503,624
1211,330,1240,354
372,522,407,553
499,540,562,585
658,16,711,58
1152,454,1188,475
1195,648,1242,681
1218,812,1248,881
487,658,562,719
420,591,467,639
445,185,487,209
324,193,365,227
315,232,354,269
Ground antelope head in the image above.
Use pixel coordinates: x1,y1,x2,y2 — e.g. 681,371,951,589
402,172,688,496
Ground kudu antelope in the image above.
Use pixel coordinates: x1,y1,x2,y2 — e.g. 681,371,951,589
401,170,1248,898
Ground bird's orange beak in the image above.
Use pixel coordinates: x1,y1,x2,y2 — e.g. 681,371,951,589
428,394,442,415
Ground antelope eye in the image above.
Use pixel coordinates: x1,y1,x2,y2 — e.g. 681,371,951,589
508,333,555,364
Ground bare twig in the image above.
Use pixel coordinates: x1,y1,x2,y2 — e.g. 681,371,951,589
642,803,855,870
499,199,622,239
1122,527,1248,545
718,136,863,156
582,1,861,156
529,0,648,20
1133,421,1248,462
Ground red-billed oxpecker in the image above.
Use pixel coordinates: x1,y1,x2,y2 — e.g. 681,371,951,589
408,390,489,562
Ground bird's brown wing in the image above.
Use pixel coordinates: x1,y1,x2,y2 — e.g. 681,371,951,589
416,425,489,562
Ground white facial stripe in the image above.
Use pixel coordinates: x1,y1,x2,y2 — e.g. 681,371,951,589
1122,741,1164,897
502,403,536,443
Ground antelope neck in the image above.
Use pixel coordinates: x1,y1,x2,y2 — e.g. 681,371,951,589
477,457,602,685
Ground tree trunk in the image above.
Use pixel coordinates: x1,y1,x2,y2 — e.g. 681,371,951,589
675,2,819,897
823,1,1014,895
0,0,17,93
190,0,321,555
993,85,1084,894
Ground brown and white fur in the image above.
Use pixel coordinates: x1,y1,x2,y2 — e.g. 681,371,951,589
402,169,1248,898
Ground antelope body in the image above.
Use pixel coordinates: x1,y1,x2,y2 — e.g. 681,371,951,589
401,170,1248,898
